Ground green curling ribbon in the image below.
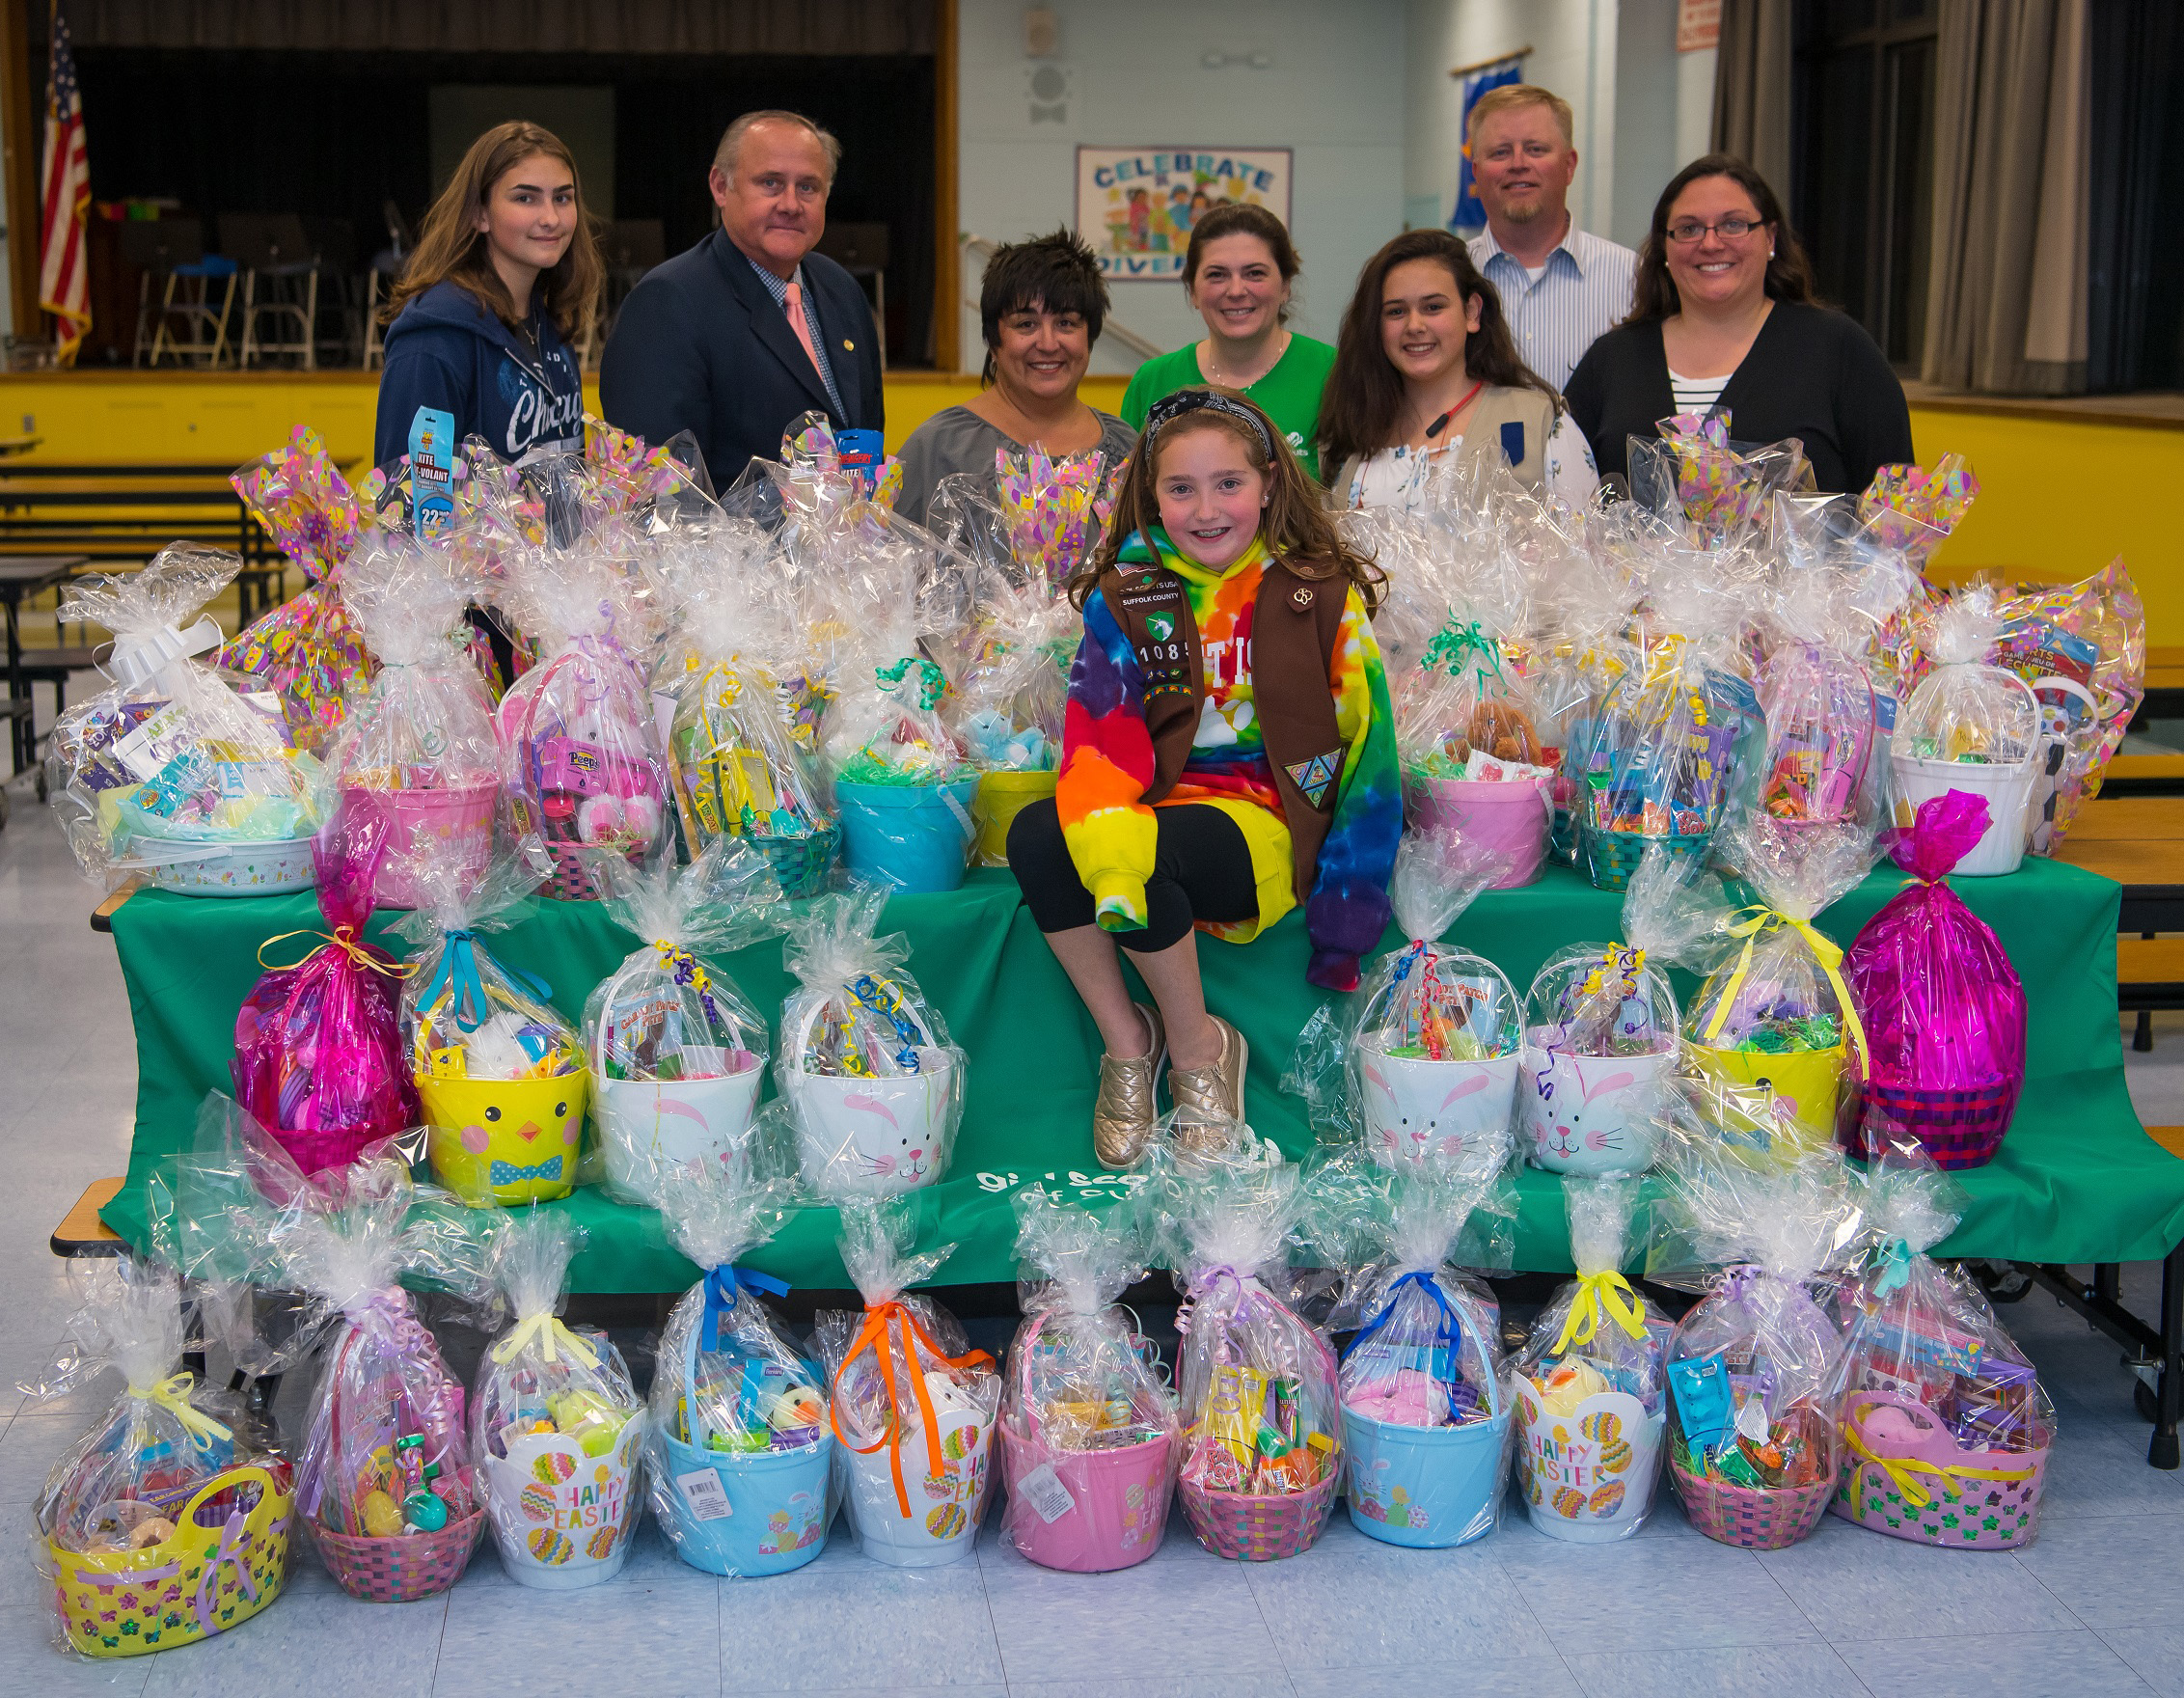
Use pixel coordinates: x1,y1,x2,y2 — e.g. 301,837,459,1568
876,654,946,712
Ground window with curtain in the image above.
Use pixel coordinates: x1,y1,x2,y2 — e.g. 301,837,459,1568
1789,0,1940,370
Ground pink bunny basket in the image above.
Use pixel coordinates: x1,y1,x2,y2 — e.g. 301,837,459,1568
1833,1390,2048,1548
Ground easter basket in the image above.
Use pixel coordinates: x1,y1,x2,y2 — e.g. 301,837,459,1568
49,1463,293,1658
1832,1391,2048,1549
1669,1407,1837,1549
1579,825,1710,893
1179,1468,1337,1561
314,1509,484,1602
749,825,840,899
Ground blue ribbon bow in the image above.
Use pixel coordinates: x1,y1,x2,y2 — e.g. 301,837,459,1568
424,930,556,1032
1873,1239,1917,1297
1351,1269,1464,1371
488,1155,564,1186
702,1264,791,1351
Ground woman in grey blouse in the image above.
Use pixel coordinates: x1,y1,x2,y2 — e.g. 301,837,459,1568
894,228,1136,528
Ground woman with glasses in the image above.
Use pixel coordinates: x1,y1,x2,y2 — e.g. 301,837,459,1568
1565,153,1913,494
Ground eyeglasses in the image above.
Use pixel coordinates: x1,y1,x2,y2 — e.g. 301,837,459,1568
1666,216,1762,244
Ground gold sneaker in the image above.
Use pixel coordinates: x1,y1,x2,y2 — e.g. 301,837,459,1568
1168,1015,1247,1145
1092,1005,1166,1168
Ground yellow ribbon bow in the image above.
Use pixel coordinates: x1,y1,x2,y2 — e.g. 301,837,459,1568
1702,905,1870,1075
256,924,417,980
1843,1404,2037,1513
1552,1271,1649,1357
489,1311,601,1371
653,940,710,995
131,1373,232,1451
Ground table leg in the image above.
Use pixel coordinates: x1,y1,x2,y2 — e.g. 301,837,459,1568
2157,1246,2183,1469
5,590,25,780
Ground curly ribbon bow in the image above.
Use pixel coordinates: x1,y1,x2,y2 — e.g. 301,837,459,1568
129,1373,233,1452
1422,619,1507,693
1551,1271,1650,1357
1843,1396,2038,1512
655,940,712,995
1579,945,1645,1001
876,654,946,712
830,1299,994,1519
1701,904,1870,1075
490,1310,601,1371
702,1264,790,1351
256,924,414,980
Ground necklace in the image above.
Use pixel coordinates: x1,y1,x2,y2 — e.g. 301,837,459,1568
1200,329,1288,390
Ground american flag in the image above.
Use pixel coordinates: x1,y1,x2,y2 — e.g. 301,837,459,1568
38,0,90,363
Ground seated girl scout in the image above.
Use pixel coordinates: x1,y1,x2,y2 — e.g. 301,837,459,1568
1007,388,1402,1168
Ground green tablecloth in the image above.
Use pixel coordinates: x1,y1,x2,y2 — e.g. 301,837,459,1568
103,859,2184,1292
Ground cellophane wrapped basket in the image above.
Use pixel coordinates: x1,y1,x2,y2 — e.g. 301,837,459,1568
393,842,589,1206
1831,1148,2054,1548
583,836,783,1204
27,1256,290,1658
998,1187,1178,1572
1510,1176,1673,1543
1518,941,1680,1176
474,1213,647,1590
1892,589,2043,875
817,1200,999,1568
645,1168,835,1577
1843,792,2027,1169
1164,1162,1342,1561
776,885,965,1198
47,546,321,894
1334,1173,1512,1548
1650,1145,1865,1549
1286,828,1521,1176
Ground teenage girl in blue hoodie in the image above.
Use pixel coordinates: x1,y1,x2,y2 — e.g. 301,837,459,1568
373,120,603,471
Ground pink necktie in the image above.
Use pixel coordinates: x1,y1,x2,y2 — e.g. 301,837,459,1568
782,279,823,377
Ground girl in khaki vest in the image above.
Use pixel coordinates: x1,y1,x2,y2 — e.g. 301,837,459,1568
1318,230,1597,511
1006,390,1403,1168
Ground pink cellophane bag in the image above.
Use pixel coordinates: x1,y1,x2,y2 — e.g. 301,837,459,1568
231,809,420,1175
1842,791,2027,1169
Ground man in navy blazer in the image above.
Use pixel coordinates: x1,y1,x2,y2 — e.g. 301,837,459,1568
601,109,883,485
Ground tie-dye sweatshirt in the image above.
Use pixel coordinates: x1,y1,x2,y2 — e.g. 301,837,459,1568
1055,527,1401,990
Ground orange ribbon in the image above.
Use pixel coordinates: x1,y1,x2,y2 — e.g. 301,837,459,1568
829,1299,994,1519
256,924,415,978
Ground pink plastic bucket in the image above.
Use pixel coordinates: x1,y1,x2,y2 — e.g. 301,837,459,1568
998,1424,1172,1573
1406,775,1551,888
340,782,497,910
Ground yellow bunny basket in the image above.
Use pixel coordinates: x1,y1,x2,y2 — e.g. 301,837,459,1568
49,1463,293,1657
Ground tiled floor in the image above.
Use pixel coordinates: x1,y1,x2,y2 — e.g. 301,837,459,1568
5,792,2184,1697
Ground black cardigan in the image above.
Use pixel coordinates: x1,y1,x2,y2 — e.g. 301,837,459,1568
1564,300,1915,495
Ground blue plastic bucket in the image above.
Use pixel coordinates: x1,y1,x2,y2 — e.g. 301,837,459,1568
835,775,980,893
1341,1408,1511,1548
659,1429,833,1576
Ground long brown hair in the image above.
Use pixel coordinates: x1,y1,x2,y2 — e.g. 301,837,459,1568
383,121,604,340
1627,153,1818,323
1071,387,1383,612
1315,230,1556,475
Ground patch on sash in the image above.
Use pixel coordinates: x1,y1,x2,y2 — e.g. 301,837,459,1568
1284,750,1344,808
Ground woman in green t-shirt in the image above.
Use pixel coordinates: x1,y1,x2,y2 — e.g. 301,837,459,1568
1119,203,1336,480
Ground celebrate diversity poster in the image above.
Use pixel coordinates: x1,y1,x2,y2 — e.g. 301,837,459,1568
1074,147,1293,279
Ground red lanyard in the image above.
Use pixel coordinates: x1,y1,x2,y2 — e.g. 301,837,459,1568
1424,379,1487,443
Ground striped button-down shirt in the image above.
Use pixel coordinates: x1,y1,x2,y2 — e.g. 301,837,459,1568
748,255,846,418
1468,222,1638,394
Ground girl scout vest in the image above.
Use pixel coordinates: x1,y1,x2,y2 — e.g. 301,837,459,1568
1092,551,1349,905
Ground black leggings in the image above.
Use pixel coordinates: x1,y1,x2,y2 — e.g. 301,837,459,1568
1007,796,1259,952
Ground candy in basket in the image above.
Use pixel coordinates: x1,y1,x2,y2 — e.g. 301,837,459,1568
1753,561,1897,832
1531,539,1641,865
495,544,671,900
1397,612,1555,889
474,1212,646,1590
1511,1176,1674,1542
393,841,588,1205
231,808,420,1177
1286,828,1522,1175
1332,1172,1513,1548
998,1187,1178,1572
323,531,502,909
27,1255,290,1658
816,1198,998,1569
1891,587,2046,876
1647,1143,1864,1548
1519,941,1680,1175
584,837,783,1204
645,1167,834,1577
1164,1160,1342,1560
1628,814,1878,1157
216,426,376,755
1843,791,2027,1170
776,885,965,1198
1832,1144,2053,1547
47,546,321,896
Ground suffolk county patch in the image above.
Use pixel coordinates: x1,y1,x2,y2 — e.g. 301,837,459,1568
1285,750,1343,808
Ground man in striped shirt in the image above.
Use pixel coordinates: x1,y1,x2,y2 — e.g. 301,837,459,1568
1463,85,1636,394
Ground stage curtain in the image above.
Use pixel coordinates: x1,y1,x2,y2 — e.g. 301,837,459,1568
1708,0,1792,204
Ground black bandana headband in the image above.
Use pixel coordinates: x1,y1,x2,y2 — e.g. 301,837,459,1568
1142,388,1278,463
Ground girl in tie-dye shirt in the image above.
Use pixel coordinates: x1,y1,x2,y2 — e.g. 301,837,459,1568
1007,387,1400,1164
